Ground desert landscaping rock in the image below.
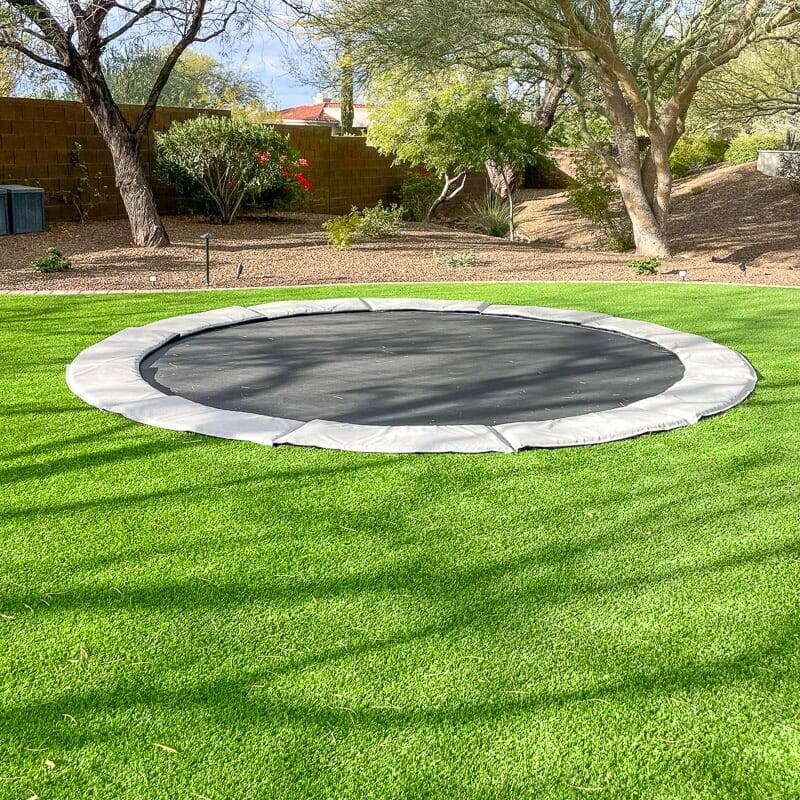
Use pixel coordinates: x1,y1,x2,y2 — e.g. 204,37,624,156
2,163,799,293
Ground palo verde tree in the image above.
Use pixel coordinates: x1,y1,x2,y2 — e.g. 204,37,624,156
325,0,800,257
692,41,800,140
102,43,264,110
0,0,259,246
368,71,545,234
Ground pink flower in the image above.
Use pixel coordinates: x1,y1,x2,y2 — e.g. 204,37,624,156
256,151,271,164
298,157,309,167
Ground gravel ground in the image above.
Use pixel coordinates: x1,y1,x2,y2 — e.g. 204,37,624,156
515,162,800,273
2,163,797,292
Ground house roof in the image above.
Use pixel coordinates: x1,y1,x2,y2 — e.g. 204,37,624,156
279,103,339,123
278,98,371,127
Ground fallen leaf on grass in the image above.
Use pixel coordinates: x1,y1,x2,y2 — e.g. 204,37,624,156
68,646,89,665
154,743,177,755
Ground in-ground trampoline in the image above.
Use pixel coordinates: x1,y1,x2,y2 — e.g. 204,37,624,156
66,298,756,454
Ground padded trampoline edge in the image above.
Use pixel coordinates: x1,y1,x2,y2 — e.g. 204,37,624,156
65,299,758,454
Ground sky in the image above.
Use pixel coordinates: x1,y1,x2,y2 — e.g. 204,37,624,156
12,6,328,110
207,25,324,110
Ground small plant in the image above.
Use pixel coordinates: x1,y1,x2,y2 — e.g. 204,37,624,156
690,185,707,196
467,191,515,238
399,172,442,221
566,151,634,252
628,256,661,275
323,201,405,250
606,225,635,252
32,247,71,273
357,201,404,240
432,249,489,268
323,210,363,250
61,141,107,223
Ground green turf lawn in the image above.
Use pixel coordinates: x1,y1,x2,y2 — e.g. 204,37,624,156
1,282,799,800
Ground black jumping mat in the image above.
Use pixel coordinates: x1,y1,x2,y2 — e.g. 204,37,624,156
140,310,685,426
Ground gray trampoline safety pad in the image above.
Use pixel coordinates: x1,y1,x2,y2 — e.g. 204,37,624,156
66,298,757,454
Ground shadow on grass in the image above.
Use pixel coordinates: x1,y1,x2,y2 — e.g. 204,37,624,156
3,523,798,753
2,282,799,793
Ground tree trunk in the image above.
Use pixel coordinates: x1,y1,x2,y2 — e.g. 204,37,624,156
618,173,671,258
339,43,355,136
83,96,169,247
486,160,518,198
612,122,671,257
533,78,568,132
426,171,467,221
110,134,170,247
501,170,515,241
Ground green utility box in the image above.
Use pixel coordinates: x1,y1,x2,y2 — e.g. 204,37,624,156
0,185,46,234
0,191,9,235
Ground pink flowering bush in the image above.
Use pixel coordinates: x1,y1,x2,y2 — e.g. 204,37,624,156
157,116,312,223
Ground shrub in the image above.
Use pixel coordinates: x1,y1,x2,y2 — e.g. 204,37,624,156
467,191,514,238
628,256,661,275
566,151,634,251
357,201,405,240
399,172,441,221
323,210,363,250
156,116,311,224
669,134,729,178
606,226,635,252
432,249,489,268
778,152,800,193
323,201,405,250
724,132,785,165
32,247,70,273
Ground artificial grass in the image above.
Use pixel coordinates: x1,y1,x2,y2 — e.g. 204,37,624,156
1,282,799,800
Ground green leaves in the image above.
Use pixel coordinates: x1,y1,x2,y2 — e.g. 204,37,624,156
368,72,547,179
323,202,404,249
156,117,304,224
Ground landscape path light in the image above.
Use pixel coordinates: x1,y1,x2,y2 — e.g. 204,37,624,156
200,233,215,286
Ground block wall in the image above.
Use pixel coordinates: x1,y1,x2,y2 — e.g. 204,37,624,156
0,99,414,223
0,97,232,223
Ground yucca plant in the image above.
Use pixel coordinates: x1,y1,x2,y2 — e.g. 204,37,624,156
468,191,520,239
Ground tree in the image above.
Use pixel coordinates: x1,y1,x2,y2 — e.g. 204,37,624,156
0,0,256,246
325,0,800,256
284,28,364,134
103,44,265,109
0,7,26,94
368,71,545,233
691,42,800,139
338,39,354,134
39,44,273,110
0,39,21,94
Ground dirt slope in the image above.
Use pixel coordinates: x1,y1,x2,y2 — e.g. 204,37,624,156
516,162,799,271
